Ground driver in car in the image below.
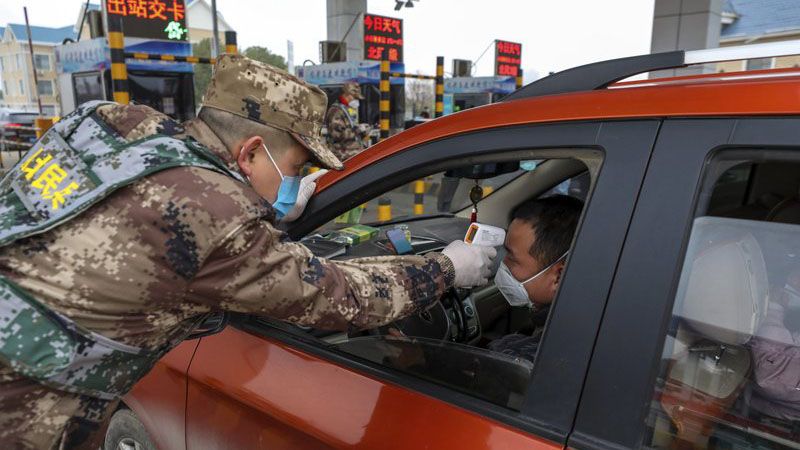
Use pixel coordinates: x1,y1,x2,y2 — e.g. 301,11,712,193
489,195,583,362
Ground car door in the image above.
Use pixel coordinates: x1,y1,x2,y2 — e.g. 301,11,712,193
184,119,661,449
571,117,800,449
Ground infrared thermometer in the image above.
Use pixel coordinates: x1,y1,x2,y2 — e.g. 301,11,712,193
464,223,506,247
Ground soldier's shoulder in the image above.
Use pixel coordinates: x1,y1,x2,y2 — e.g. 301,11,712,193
325,103,345,118
142,166,274,223
96,103,183,141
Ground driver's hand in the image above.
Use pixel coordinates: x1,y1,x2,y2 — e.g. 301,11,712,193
280,170,328,223
441,240,497,288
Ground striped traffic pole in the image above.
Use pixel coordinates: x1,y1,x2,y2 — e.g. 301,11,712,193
413,180,425,215
126,52,216,64
380,60,390,141
107,15,130,105
377,197,392,222
225,31,238,54
516,68,523,89
435,56,444,118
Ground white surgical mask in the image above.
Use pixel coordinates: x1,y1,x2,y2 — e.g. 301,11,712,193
494,253,568,307
348,99,360,109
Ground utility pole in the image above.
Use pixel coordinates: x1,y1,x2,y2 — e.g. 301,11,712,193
23,7,43,116
211,0,220,58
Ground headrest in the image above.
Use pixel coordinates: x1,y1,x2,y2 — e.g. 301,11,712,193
675,219,768,345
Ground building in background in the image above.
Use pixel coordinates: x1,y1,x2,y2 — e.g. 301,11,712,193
717,0,800,72
185,0,234,46
0,23,75,115
0,0,236,117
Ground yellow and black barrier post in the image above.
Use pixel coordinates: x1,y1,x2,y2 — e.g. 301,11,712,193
380,60,390,141
435,56,444,118
516,68,523,90
127,52,216,65
413,180,425,215
225,31,238,55
377,197,392,222
34,118,54,138
107,15,130,105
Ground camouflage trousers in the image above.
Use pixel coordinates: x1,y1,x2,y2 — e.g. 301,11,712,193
0,367,117,450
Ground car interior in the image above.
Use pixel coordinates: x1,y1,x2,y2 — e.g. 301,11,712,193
248,154,597,412
646,159,800,449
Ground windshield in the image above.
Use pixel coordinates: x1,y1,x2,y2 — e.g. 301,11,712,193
315,160,539,234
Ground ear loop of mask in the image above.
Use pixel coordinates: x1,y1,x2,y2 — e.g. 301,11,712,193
262,143,286,180
520,251,569,286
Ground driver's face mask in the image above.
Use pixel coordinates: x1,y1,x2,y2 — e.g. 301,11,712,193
495,252,567,308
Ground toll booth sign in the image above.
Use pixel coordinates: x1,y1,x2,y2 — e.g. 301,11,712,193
363,13,403,62
494,40,522,77
105,0,188,41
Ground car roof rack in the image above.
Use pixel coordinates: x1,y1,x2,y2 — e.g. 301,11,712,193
503,40,800,102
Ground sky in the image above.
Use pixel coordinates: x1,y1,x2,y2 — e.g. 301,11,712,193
0,0,656,83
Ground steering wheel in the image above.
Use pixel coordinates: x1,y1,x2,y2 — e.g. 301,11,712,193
369,288,468,342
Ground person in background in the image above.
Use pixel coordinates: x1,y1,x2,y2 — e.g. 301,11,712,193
325,81,371,161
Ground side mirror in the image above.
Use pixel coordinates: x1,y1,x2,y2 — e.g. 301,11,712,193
186,312,229,340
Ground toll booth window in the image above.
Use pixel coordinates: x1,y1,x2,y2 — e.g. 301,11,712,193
645,158,800,449
73,72,105,105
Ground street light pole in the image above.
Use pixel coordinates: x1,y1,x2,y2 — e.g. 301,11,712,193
23,7,43,116
211,0,220,58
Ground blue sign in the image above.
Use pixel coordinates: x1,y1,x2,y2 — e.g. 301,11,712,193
443,94,454,115
444,76,516,94
56,37,193,75
298,61,405,86
55,38,109,74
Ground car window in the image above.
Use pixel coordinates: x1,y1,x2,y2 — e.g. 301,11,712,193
282,157,596,411
644,160,800,449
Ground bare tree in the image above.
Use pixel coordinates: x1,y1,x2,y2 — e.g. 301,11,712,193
405,75,434,118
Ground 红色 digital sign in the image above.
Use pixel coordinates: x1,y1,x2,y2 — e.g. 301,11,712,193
495,40,522,77
363,13,403,62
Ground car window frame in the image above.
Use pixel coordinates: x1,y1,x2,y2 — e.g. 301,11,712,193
249,119,661,444
571,116,800,450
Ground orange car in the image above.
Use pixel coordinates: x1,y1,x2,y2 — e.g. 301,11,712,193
106,43,800,449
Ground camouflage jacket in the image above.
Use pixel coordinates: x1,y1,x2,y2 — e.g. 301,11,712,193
0,103,454,363
325,102,366,161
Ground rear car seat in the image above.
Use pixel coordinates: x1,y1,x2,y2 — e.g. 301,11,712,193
656,229,768,448
767,187,800,224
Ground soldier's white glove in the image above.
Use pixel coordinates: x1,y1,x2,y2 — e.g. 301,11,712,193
441,240,497,288
281,170,328,223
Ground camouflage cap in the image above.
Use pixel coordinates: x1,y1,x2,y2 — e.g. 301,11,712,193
342,81,364,99
202,54,344,170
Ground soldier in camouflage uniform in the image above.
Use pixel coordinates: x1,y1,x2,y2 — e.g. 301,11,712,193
0,54,495,449
324,81,371,161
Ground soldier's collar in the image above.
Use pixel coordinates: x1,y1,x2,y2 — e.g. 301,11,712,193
181,118,240,174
